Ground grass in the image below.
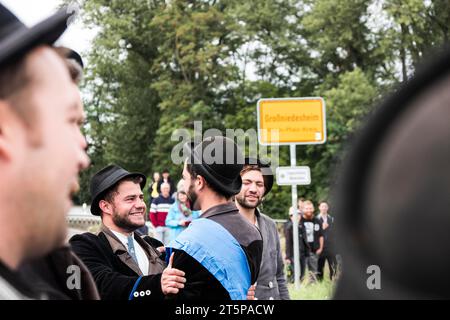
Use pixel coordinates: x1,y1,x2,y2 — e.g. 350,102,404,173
288,276,336,300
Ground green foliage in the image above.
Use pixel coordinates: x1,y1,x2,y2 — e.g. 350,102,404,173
76,0,450,218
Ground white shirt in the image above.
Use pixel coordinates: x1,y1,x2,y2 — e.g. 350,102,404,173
111,230,149,276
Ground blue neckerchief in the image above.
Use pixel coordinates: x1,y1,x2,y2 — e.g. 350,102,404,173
166,218,251,300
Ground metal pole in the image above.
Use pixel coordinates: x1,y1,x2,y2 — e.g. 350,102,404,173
290,144,301,289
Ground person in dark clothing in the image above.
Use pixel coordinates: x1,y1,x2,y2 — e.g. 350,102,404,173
16,48,100,300
70,165,186,300
284,209,309,282
300,200,324,282
317,201,337,281
18,246,99,300
166,136,263,300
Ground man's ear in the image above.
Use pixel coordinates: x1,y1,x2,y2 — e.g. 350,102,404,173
0,101,22,163
98,199,113,216
196,175,206,191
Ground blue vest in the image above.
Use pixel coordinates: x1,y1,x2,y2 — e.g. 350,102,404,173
166,218,251,300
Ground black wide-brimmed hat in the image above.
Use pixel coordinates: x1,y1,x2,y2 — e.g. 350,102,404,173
185,136,244,197
333,46,450,299
243,157,274,196
90,165,147,216
0,3,72,68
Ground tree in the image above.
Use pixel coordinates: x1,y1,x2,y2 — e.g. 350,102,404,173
76,0,447,219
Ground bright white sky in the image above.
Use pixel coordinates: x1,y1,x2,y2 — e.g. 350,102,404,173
2,0,94,56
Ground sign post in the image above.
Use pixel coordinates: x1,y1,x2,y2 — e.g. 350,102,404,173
257,97,326,290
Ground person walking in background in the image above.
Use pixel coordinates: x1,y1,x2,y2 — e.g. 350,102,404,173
148,172,160,207
165,191,200,243
317,201,337,281
150,182,174,244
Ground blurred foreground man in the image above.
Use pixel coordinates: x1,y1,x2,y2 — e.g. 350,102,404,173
334,47,450,299
0,5,90,299
166,136,263,300
17,48,100,300
235,158,290,300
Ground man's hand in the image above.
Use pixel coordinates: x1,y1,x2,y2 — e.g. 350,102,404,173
247,284,256,300
316,248,323,256
323,222,329,230
161,253,186,295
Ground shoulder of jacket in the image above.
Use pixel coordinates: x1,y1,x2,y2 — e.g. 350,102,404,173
142,235,164,249
259,213,277,227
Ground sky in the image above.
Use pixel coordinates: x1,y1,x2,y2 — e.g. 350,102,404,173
2,0,95,56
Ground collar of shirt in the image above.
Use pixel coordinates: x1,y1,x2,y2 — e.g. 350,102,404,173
110,230,149,276
200,202,239,219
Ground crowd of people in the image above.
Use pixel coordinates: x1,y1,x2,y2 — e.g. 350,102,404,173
0,5,290,300
147,168,339,286
2,2,450,302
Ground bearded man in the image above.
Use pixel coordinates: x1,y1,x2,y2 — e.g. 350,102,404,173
235,158,290,300
70,165,186,300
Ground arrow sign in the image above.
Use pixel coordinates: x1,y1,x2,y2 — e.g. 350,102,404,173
276,166,311,185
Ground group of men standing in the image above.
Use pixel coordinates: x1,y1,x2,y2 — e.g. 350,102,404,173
284,199,338,283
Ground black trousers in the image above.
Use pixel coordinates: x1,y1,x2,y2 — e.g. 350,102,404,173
317,250,337,280
285,255,308,282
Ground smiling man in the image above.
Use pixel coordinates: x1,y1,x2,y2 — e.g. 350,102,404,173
70,165,186,300
235,158,290,300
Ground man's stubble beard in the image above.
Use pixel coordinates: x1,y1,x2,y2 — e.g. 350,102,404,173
112,207,143,233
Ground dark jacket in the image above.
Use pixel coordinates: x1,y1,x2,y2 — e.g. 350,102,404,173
70,225,166,300
168,202,263,300
18,246,100,300
318,214,336,254
255,210,290,300
284,219,308,260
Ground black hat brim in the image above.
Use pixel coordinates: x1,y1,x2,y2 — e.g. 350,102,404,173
0,8,71,67
91,172,147,216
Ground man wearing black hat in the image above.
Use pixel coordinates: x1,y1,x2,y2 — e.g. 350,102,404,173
165,136,263,300
0,4,90,299
235,158,290,300
70,165,186,300
16,47,100,300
